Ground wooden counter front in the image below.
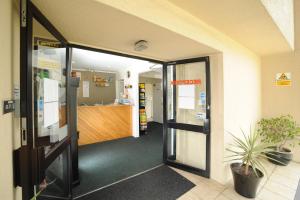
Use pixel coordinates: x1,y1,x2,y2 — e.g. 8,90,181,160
77,105,132,146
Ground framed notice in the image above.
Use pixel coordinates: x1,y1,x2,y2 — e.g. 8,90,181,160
276,72,291,86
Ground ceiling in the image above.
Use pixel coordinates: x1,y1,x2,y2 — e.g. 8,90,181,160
72,48,157,72
140,68,163,79
32,0,218,61
168,0,294,55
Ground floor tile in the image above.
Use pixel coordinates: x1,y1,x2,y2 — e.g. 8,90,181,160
264,181,296,199
215,194,232,200
222,187,256,200
257,188,289,200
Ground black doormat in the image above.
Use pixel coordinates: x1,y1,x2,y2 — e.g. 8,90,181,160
77,165,195,200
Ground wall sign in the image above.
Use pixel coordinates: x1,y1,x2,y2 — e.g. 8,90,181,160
3,100,15,114
276,72,291,86
171,79,201,85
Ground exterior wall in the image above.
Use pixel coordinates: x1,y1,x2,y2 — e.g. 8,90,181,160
97,0,262,184
262,51,300,162
0,0,22,199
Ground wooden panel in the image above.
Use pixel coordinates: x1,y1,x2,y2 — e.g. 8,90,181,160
78,105,132,146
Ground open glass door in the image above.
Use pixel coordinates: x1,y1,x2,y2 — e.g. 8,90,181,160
19,1,72,199
163,57,211,177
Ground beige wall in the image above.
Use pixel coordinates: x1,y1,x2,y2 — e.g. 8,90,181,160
75,70,116,105
0,0,22,200
262,51,300,162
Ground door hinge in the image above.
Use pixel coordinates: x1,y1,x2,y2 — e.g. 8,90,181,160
21,0,27,27
21,117,27,146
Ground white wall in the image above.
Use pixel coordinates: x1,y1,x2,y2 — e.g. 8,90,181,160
117,65,156,137
0,0,22,199
152,83,163,123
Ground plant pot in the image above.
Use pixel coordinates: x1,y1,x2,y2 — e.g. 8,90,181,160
230,163,263,198
266,147,293,166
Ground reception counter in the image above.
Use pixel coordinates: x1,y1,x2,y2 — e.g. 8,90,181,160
77,104,132,145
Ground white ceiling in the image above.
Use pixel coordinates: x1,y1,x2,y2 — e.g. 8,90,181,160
140,68,163,79
32,0,218,61
168,0,294,55
71,48,157,72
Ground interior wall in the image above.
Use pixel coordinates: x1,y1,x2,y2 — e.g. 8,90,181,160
75,70,116,105
261,51,300,162
117,65,155,137
139,76,162,123
0,0,22,200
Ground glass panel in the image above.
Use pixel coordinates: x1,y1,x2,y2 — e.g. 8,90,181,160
31,18,70,199
167,62,206,126
167,128,206,170
32,18,68,148
37,147,71,199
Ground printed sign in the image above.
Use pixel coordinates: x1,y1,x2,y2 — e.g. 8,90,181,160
171,79,201,85
199,92,206,105
276,72,291,86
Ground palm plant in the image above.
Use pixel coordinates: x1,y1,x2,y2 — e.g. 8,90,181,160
226,127,281,177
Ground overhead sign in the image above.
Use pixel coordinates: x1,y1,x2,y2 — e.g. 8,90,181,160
171,79,201,85
276,72,291,86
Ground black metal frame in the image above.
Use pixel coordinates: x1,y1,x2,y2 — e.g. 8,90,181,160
162,57,211,178
19,1,72,199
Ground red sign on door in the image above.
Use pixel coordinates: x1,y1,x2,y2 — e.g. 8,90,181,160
171,79,201,85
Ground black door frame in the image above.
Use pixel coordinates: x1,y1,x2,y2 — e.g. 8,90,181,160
19,1,211,199
19,1,72,199
163,57,211,178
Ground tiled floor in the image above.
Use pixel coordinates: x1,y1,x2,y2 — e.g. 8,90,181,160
174,161,300,200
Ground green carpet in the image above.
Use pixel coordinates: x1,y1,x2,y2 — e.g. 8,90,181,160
73,122,163,197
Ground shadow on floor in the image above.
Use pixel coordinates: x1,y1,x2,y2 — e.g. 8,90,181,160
73,122,163,197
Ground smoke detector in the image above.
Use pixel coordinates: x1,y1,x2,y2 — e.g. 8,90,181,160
134,40,148,51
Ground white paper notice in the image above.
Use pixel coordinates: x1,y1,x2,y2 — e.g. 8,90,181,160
178,85,195,109
44,78,59,102
83,81,90,97
43,78,59,127
44,101,59,127
178,85,195,98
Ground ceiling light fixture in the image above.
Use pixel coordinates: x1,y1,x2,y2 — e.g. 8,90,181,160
134,40,148,51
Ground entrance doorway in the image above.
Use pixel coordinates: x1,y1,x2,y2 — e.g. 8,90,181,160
69,48,164,198
18,1,211,199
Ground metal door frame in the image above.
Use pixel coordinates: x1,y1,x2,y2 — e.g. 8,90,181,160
162,57,211,178
19,1,72,199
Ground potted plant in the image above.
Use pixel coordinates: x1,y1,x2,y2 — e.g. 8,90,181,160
226,128,279,198
257,115,300,166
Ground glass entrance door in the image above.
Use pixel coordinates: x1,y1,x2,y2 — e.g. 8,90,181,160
163,57,211,177
19,1,72,199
